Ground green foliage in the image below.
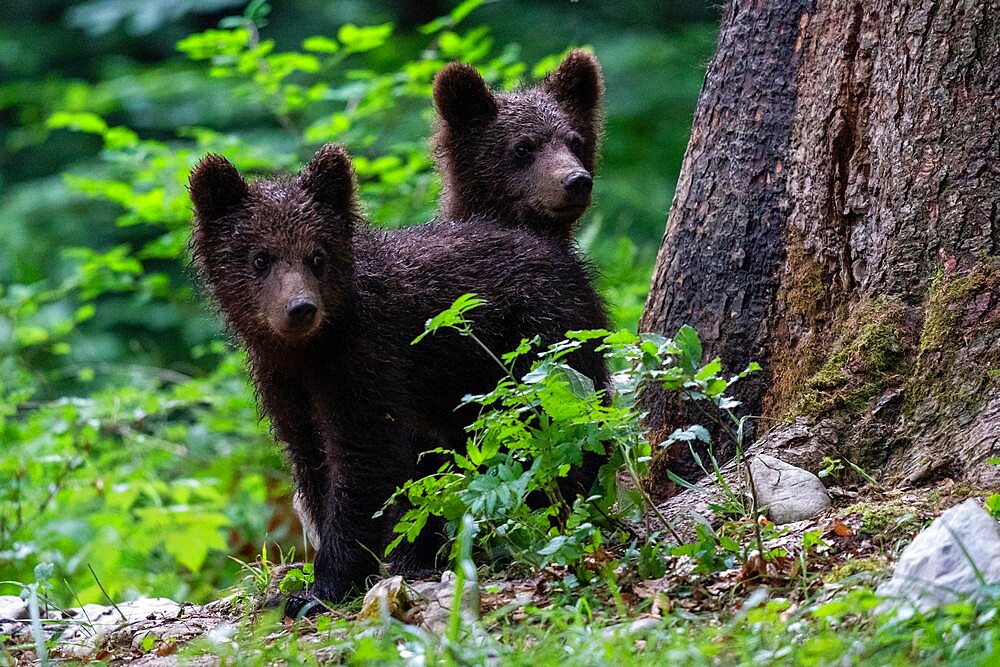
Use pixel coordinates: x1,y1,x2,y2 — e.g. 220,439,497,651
0,325,277,603
388,296,760,580
277,564,314,595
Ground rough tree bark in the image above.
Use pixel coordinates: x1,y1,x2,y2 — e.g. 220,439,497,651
640,0,1000,500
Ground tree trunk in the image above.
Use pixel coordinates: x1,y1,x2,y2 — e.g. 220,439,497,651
640,0,1000,497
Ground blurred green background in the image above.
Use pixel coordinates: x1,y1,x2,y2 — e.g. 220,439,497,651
0,0,717,605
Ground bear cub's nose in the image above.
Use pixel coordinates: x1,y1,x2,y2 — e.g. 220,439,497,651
287,298,318,326
562,171,593,199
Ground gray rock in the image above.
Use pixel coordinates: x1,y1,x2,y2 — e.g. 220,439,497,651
877,499,1000,612
0,594,29,642
358,576,421,621
0,595,27,621
420,570,480,637
748,453,831,524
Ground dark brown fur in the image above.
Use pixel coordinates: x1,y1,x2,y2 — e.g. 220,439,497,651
189,145,610,605
432,49,604,239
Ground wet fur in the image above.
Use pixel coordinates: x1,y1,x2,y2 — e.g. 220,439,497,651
432,50,605,239
189,146,610,604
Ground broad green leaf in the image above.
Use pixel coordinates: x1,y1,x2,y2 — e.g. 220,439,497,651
694,358,722,381
338,23,393,53
302,36,339,53
47,111,107,135
675,325,702,376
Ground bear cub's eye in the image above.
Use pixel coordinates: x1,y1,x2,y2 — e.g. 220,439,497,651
568,134,585,156
309,250,326,275
252,251,272,274
512,141,534,162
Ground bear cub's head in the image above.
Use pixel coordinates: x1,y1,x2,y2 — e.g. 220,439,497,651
189,144,358,347
432,49,604,239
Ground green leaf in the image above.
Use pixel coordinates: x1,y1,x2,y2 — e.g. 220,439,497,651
14,326,49,347
278,567,314,593
412,293,485,344
602,329,640,345
663,425,711,447
732,360,763,381
302,36,339,53
134,506,229,572
501,336,539,364
47,111,108,135
420,0,484,33
176,28,250,60
674,325,702,376
704,378,728,397
305,113,352,143
449,0,484,24
553,365,597,401
467,441,483,466
986,494,1000,518
338,23,393,53
694,358,722,381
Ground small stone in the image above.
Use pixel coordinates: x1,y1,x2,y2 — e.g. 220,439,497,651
0,595,30,642
0,595,27,620
877,499,1000,613
204,621,237,645
421,570,480,637
748,453,831,524
357,576,420,622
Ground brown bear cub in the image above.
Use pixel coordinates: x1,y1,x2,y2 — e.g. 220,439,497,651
432,49,604,240
189,145,609,608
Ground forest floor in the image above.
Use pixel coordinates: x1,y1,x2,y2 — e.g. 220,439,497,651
3,479,996,666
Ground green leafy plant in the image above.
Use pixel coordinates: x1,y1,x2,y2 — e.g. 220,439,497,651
386,295,760,577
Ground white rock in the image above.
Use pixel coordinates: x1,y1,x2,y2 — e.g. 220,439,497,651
421,570,480,637
0,594,29,642
358,576,420,621
877,499,1000,612
0,595,27,620
748,453,831,524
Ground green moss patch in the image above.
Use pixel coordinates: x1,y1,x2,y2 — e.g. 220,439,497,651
842,500,918,536
793,300,906,418
917,263,998,360
906,259,1000,411
822,556,889,583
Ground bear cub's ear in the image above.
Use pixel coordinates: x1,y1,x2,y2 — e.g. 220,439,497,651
543,49,604,117
189,154,249,221
433,62,499,128
297,144,358,213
